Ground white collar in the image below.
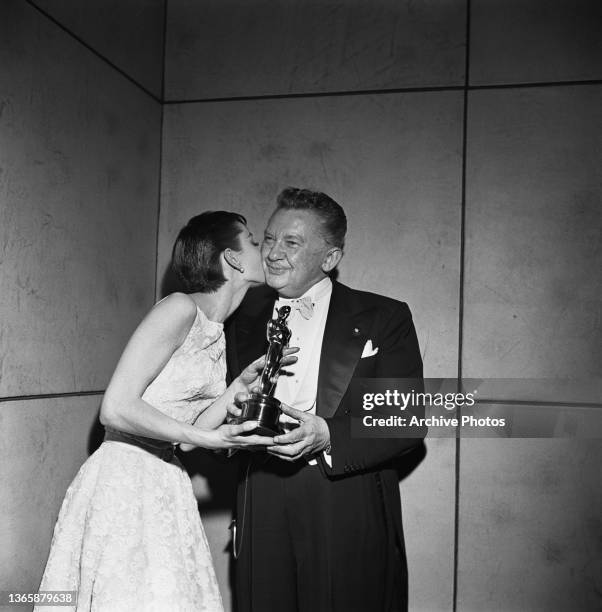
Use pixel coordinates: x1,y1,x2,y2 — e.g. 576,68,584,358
277,276,332,304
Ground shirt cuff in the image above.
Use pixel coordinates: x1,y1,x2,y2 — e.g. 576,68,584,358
306,449,333,468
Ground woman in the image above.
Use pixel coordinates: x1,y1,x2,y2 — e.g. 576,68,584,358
36,212,293,611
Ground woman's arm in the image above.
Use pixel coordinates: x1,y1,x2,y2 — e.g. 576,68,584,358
189,358,263,431
191,345,299,432
100,293,272,449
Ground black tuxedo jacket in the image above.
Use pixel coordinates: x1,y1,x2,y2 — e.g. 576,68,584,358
225,280,426,548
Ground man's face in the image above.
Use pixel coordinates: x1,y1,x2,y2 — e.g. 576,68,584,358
262,209,331,298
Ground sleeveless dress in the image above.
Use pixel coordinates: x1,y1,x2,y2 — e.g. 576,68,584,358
35,306,226,612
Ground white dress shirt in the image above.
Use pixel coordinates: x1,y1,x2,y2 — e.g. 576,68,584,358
273,276,333,466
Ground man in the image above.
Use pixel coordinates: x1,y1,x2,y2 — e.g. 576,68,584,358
226,187,426,612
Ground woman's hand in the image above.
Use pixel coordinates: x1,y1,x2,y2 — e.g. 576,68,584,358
197,420,274,450
235,347,299,393
183,347,298,448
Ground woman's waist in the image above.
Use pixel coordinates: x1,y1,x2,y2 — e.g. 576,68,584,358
103,427,178,462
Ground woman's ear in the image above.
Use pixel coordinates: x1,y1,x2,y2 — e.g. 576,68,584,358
321,247,342,273
224,248,244,273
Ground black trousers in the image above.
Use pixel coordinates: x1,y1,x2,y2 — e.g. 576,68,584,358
234,455,406,612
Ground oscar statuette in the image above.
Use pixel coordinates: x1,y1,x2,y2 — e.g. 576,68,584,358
237,305,292,436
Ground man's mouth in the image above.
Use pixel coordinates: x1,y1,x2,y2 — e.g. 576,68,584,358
265,264,288,275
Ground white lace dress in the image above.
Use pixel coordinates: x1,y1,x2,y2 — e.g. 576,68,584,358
35,307,226,612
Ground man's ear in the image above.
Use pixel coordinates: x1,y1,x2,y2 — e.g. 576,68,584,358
321,247,343,273
223,248,243,273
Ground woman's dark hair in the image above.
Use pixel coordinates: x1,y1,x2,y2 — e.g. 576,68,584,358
171,211,247,293
276,187,347,249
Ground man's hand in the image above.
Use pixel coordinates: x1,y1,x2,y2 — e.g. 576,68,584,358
235,347,299,394
267,403,330,462
227,395,246,423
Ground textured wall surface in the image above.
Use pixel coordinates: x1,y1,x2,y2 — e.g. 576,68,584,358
165,0,467,100
0,396,102,593
463,86,602,388
160,92,462,610
0,0,161,398
30,0,166,97
458,436,602,611
470,0,602,85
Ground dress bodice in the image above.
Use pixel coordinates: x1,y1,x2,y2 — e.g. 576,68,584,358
141,305,227,424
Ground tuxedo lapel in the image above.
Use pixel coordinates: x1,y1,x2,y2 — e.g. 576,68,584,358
316,282,375,419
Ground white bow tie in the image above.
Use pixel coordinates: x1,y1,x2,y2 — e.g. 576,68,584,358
281,295,314,320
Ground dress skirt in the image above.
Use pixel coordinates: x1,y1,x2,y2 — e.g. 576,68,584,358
35,441,224,612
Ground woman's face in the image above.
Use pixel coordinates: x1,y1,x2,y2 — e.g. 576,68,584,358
236,224,265,283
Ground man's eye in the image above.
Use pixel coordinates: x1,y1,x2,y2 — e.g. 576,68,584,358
285,241,298,248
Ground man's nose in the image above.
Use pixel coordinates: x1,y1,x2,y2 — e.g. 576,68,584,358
265,242,284,260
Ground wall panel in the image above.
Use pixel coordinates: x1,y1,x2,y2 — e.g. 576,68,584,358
470,0,602,86
0,396,102,594
165,0,466,100
401,438,456,611
457,435,602,611
31,0,165,97
0,0,161,397
463,86,602,393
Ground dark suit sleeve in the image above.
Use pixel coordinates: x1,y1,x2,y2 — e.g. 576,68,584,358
322,302,427,477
